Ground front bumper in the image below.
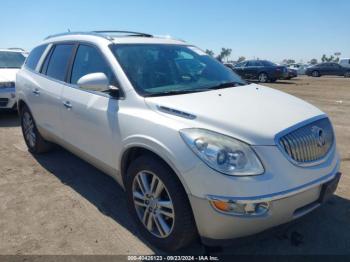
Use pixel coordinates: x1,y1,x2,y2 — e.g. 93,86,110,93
189,172,341,243
0,87,16,109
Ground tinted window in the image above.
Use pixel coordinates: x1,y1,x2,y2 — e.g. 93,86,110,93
234,61,246,68
25,45,47,70
246,61,255,67
0,51,25,68
70,45,113,84
46,44,74,81
40,47,54,74
261,60,276,67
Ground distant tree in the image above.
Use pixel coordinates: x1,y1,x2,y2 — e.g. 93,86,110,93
282,59,296,65
321,54,336,62
216,48,232,62
334,57,340,63
205,49,215,57
309,58,318,65
237,56,246,63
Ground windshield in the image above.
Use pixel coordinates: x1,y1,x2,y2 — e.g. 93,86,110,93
111,44,246,96
0,51,26,68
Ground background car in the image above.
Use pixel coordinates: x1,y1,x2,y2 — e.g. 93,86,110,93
339,58,350,69
287,63,308,75
224,62,236,70
232,60,288,83
286,68,298,79
0,49,26,110
305,62,350,77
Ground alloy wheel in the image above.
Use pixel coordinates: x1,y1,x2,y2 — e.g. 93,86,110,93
259,73,268,83
22,112,36,148
132,171,175,238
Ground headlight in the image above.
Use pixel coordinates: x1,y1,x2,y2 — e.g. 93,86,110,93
0,82,15,88
180,128,264,176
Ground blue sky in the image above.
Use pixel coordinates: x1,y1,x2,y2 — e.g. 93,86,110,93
1,0,349,62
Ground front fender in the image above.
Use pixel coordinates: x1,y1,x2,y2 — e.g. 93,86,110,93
118,134,194,194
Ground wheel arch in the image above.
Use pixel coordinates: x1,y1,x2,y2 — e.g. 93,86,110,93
17,99,28,113
119,139,191,195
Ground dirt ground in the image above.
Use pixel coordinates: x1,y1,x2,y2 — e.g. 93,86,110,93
0,76,349,255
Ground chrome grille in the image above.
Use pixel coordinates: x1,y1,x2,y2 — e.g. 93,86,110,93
279,118,334,164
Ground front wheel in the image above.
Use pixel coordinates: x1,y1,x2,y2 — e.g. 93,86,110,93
312,70,320,77
345,72,350,78
126,155,197,251
20,105,52,154
258,72,268,83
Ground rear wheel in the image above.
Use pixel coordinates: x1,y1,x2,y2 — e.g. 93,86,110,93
258,72,268,83
126,155,197,251
20,105,52,154
312,70,320,77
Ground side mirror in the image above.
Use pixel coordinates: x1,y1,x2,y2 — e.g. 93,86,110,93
77,73,109,92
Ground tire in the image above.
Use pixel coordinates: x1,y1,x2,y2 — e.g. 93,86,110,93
312,70,320,77
20,104,52,154
270,78,277,83
258,72,268,83
345,72,350,78
126,155,197,251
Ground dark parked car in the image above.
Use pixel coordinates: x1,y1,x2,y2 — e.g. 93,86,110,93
232,60,288,83
305,62,350,77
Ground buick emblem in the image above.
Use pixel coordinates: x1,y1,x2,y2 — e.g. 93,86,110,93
312,126,326,147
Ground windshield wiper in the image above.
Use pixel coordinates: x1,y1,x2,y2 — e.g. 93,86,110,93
144,82,246,97
144,89,206,97
205,81,245,90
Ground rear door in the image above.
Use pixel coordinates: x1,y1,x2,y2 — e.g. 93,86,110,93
333,63,345,75
245,61,259,79
31,43,76,139
60,43,120,168
21,44,49,121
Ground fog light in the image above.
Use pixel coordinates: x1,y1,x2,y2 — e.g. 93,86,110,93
210,199,269,216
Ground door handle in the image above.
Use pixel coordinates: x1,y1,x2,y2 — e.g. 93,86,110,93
63,101,72,109
32,89,40,95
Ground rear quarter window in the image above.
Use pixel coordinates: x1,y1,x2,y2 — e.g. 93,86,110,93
25,44,48,70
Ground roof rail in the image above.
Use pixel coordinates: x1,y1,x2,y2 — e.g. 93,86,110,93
8,47,25,51
44,31,114,40
93,30,153,38
44,30,153,40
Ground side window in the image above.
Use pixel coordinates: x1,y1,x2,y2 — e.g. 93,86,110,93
234,62,246,68
40,46,54,74
45,44,75,82
70,45,113,85
246,61,256,67
255,61,263,66
25,44,48,70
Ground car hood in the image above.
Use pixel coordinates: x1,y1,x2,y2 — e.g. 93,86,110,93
145,84,324,145
0,68,19,82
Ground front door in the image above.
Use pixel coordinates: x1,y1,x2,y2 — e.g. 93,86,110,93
60,44,121,169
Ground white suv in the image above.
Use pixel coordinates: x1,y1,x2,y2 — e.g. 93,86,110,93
0,49,26,110
16,31,341,251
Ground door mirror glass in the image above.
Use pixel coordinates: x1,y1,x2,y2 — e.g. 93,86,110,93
77,72,109,92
